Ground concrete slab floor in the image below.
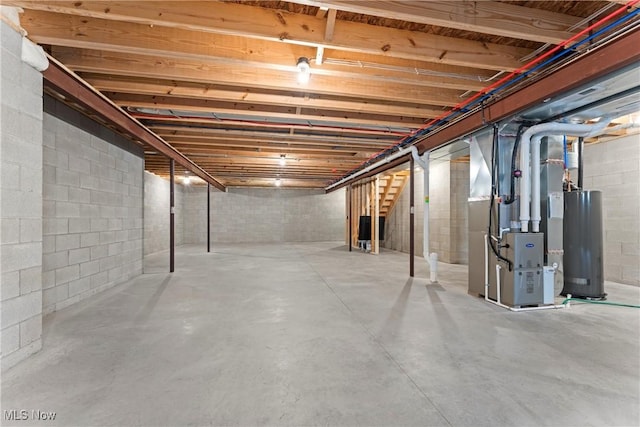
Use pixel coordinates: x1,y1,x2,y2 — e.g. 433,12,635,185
2,242,639,427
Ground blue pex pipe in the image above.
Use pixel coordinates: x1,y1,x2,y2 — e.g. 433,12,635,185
345,6,640,176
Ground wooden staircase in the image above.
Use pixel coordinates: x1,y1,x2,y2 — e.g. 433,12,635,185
378,171,410,218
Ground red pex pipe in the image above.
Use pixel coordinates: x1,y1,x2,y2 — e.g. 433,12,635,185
360,0,640,165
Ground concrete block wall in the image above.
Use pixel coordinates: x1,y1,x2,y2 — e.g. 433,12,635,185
450,162,470,263
429,163,453,261
583,134,640,285
42,99,144,314
383,162,469,264
1,20,44,370
182,187,345,244
183,185,208,244
143,171,184,255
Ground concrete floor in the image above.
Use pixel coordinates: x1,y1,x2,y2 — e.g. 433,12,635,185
2,242,639,426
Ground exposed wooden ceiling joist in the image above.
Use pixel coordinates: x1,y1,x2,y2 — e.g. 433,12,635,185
51,47,468,107
148,125,397,146
82,75,447,119
106,93,425,130
292,1,583,44
11,1,533,71
22,10,489,93
12,0,627,188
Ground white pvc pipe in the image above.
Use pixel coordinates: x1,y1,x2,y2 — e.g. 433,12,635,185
519,119,612,232
429,253,438,283
326,146,411,191
519,131,532,232
410,146,438,283
496,264,502,305
531,135,543,232
484,233,489,295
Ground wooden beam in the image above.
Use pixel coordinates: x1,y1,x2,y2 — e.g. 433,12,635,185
83,75,447,119
133,114,410,136
325,9,337,41
107,93,424,130
166,148,368,162
164,140,384,156
293,1,581,45
315,46,325,65
42,55,226,191
53,47,465,107
21,10,487,92
12,1,532,71
148,125,398,146
316,6,328,18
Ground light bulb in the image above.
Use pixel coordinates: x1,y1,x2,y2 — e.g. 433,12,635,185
275,178,281,187
183,176,191,185
279,155,286,166
296,57,310,85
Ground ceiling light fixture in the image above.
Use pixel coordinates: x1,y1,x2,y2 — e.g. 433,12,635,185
275,178,282,187
296,57,310,85
183,175,191,185
279,154,286,166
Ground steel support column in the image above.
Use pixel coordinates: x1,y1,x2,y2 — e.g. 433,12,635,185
409,157,415,277
207,182,211,253
348,185,352,252
170,159,175,273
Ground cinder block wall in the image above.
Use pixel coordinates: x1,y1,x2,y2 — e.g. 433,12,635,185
1,20,44,370
583,134,640,285
383,162,469,264
183,185,208,244
451,162,470,263
429,163,453,260
42,98,144,314
143,171,184,255
182,187,345,244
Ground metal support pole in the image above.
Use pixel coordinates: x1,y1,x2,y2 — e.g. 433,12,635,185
373,176,380,255
348,185,352,252
409,157,415,277
207,182,211,253
170,159,175,273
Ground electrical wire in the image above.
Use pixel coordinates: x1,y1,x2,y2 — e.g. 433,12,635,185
488,124,513,271
504,124,529,205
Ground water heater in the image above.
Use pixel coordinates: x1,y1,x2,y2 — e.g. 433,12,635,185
562,190,605,298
